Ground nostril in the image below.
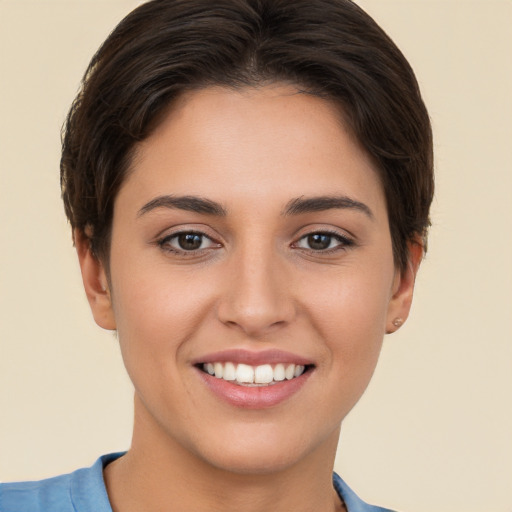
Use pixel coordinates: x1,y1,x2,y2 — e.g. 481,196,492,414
216,268,296,336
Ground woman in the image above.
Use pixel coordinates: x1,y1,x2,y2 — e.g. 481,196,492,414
1,0,433,511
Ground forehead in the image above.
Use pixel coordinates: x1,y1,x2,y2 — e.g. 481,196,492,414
119,84,386,218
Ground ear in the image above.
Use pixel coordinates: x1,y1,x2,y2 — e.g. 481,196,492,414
74,228,116,330
385,240,424,334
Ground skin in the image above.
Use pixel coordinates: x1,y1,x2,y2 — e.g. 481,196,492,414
76,84,422,512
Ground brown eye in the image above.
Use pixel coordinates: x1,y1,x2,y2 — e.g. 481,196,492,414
307,233,332,250
295,231,354,252
177,233,204,250
159,231,219,253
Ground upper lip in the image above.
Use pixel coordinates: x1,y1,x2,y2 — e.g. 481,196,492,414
192,349,314,367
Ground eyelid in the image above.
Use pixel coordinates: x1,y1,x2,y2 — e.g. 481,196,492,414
154,224,355,257
292,228,355,253
157,228,222,255
153,222,222,244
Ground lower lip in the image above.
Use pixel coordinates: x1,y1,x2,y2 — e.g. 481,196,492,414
196,368,312,409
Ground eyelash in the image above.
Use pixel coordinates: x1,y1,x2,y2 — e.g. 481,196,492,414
293,230,355,254
157,229,354,257
157,230,220,256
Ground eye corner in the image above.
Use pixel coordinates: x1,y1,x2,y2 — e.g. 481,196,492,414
156,229,222,256
292,230,356,254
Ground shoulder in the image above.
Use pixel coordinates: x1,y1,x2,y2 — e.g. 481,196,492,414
1,472,76,512
333,473,398,512
0,453,123,512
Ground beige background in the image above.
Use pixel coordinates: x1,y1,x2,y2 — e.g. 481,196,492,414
1,1,511,511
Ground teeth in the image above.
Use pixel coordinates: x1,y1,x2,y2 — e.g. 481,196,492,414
214,362,224,379
202,362,307,385
254,364,273,384
223,362,236,381
236,363,254,383
285,364,295,380
274,363,285,381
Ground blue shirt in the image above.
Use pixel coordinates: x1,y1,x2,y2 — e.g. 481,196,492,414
0,453,396,512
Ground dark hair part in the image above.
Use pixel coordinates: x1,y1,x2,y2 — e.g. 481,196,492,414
61,0,433,271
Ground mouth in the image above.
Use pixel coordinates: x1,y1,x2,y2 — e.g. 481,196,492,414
193,350,315,409
198,362,313,387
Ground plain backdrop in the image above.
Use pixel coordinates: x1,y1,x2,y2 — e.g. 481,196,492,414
0,1,511,511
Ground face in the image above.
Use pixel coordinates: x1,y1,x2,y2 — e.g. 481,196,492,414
79,84,417,474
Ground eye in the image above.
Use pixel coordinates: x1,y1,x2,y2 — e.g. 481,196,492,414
158,231,219,253
295,232,353,252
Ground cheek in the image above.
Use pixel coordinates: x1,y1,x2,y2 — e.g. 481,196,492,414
310,263,393,335
304,254,395,377
108,255,215,379
112,270,212,344
108,269,216,422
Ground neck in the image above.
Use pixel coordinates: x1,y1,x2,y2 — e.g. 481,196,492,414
104,396,344,512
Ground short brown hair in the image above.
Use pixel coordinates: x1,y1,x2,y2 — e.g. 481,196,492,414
61,0,433,270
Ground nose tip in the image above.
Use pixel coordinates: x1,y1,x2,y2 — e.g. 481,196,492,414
221,307,288,337
216,255,295,337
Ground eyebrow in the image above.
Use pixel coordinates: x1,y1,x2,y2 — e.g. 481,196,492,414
137,194,373,220
137,195,227,217
283,195,374,219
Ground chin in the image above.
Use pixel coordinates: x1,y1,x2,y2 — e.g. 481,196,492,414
203,445,305,475
189,422,336,476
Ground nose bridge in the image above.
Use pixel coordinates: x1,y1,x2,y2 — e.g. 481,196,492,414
217,236,294,336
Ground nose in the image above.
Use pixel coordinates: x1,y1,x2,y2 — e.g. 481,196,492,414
216,244,296,338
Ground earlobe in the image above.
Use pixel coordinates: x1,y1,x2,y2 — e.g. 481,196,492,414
386,240,423,334
74,228,116,330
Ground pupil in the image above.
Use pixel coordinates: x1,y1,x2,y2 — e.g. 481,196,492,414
308,234,331,250
178,233,202,250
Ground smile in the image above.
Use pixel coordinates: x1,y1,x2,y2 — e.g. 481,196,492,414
194,349,315,408
201,362,307,386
